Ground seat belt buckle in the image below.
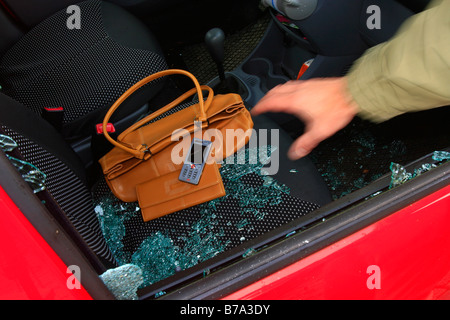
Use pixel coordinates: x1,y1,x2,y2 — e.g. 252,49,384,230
96,123,116,135
42,106,64,131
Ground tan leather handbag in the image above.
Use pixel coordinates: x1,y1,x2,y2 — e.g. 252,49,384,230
98,69,253,210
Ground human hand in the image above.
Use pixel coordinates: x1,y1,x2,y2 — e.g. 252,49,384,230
251,77,359,160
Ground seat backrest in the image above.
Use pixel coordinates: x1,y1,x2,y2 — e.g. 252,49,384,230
0,0,167,142
0,92,116,266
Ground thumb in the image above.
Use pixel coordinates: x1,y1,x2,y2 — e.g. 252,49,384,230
287,126,327,160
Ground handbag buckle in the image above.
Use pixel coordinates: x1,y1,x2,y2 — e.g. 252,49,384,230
140,144,152,158
194,118,209,128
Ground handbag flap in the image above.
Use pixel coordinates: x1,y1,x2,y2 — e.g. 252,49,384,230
136,162,225,221
136,161,224,208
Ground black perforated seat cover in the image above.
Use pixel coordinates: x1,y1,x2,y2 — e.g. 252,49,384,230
0,92,116,265
0,0,167,141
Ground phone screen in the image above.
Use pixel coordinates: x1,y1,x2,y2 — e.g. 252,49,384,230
189,143,207,164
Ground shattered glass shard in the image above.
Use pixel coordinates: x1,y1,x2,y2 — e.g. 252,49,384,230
0,134,18,152
262,176,274,186
0,134,47,193
242,248,257,258
413,163,437,176
432,150,450,162
6,155,46,193
236,218,250,231
154,291,166,298
94,199,134,265
389,162,411,189
100,264,143,300
389,156,441,189
130,227,229,286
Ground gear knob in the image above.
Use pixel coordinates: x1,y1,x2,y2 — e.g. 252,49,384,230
205,28,225,65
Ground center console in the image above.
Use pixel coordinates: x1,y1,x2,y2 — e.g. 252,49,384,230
206,0,414,111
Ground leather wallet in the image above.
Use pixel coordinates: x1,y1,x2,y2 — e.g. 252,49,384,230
136,161,225,222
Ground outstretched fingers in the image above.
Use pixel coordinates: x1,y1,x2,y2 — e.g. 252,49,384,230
251,81,305,116
250,77,359,160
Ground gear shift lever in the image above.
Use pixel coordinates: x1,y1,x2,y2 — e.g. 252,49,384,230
204,28,247,98
205,28,226,82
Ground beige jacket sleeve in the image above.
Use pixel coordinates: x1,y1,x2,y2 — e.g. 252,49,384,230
346,0,450,123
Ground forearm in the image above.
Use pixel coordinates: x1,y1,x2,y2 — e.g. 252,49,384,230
347,0,450,123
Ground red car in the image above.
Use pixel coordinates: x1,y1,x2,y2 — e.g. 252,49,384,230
0,0,449,301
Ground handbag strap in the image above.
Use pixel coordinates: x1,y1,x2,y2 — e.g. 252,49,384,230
102,69,208,159
121,85,214,138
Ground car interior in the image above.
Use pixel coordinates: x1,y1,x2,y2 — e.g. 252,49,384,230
0,0,448,299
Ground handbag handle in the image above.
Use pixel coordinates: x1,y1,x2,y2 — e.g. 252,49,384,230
102,69,208,159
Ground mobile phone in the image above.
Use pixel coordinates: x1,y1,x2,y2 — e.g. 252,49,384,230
178,138,213,185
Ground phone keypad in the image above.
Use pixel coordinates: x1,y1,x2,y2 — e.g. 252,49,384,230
179,164,201,184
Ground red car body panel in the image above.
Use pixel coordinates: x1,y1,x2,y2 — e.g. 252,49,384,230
1,181,449,300
224,184,450,300
0,186,92,300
